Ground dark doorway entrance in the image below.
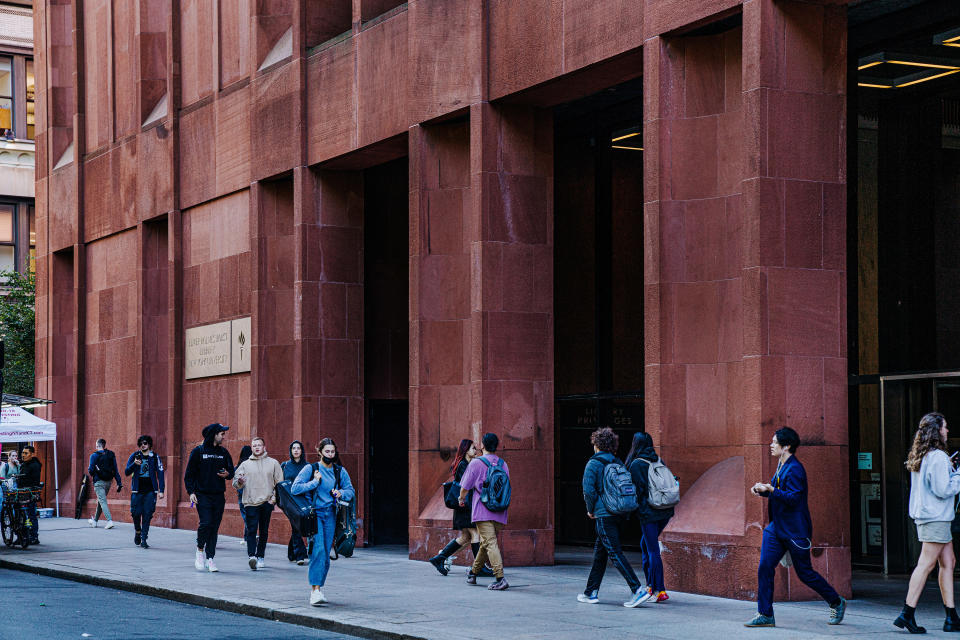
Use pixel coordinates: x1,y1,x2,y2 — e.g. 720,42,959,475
367,400,409,545
363,157,409,545
553,79,645,546
848,0,960,573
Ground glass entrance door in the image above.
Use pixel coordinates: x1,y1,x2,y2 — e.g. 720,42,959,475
880,373,960,573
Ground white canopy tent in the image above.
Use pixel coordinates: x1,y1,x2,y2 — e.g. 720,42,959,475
0,406,59,517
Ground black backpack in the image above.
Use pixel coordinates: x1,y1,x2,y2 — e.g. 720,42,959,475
93,451,115,482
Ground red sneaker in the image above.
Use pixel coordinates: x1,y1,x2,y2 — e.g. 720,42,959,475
655,591,669,603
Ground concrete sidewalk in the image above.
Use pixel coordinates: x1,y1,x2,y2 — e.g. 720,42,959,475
0,518,941,639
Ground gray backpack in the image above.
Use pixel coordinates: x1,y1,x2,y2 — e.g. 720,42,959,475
646,458,680,509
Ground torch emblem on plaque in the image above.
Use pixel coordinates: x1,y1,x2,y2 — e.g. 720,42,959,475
237,331,246,362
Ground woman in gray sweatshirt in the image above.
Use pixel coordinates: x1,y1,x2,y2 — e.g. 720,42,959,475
895,412,960,634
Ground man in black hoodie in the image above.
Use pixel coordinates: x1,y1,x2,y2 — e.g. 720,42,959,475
19,446,42,544
281,440,309,564
184,423,234,572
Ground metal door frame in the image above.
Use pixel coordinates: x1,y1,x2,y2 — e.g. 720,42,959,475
880,371,960,573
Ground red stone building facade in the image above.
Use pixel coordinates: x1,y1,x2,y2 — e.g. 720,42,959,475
33,0,860,601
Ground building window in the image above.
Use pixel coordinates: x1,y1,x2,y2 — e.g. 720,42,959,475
28,205,35,274
25,59,34,140
0,204,15,273
0,57,12,136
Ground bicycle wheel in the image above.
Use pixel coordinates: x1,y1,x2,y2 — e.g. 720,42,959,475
0,504,13,547
16,507,29,549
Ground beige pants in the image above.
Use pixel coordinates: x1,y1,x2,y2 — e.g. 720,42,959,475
472,521,504,579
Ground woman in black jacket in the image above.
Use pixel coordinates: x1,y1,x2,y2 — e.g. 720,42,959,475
428,439,490,576
626,432,674,603
282,440,309,564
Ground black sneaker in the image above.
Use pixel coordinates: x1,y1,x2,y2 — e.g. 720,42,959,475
466,572,477,585
478,565,495,578
140,540,150,549
134,531,141,546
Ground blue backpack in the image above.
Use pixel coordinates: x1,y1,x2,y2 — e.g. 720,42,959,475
479,457,511,512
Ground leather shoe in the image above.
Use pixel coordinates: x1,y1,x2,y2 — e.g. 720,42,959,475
894,614,927,634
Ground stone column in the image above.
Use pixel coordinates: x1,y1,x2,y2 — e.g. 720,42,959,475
645,0,849,599
408,103,554,565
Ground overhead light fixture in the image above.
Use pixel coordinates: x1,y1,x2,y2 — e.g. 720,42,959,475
935,28,960,48
612,132,641,142
896,69,960,88
857,51,960,89
611,145,644,151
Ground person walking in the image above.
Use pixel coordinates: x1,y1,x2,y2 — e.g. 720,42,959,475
124,435,165,549
579,427,649,607
745,426,846,628
282,440,309,564
428,438,488,576
18,446,42,544
894,412,960,633
458,433,511,591
625,431,675,604
235,444,253,542
183,423,235,572
292,438,355,605
232,436,284,570
87,438,122,529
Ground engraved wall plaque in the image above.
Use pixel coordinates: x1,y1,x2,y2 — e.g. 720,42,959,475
185,321,232,379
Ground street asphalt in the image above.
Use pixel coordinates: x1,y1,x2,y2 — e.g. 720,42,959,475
2,568,360,640
0,518,953,639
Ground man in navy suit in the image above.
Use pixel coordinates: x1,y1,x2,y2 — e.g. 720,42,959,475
745,426,847,628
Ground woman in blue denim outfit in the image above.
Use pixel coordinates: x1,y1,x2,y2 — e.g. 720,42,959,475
292,438,354,606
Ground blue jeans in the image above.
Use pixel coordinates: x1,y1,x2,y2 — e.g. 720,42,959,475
131,491,157,540
757,525,839,616
585,515,641,594
640,519,669,592
308,507,336,587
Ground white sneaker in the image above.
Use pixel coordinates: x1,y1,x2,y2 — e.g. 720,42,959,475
310,589,326,606
104,521,115,530
256,557,265,570
206,558,219,572
195,550,206,571
248,556,257,570
296,559,306,566
88,518,97,528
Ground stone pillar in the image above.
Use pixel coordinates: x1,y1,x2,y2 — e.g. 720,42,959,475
741,0,849,601
645,0,849,600
293,168,365,538
408,103,554,565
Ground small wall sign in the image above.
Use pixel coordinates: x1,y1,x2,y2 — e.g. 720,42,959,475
185,317,251,379
857,452,873,470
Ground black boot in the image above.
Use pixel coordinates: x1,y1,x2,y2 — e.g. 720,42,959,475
428,540,462,576
894,604,927,634
944,606,960,632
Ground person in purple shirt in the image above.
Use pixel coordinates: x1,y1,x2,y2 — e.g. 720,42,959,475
458,433,510,591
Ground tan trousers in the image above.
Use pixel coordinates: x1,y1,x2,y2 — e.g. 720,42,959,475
472,521,504,578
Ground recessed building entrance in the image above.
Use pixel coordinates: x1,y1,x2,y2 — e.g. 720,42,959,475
553,79,645,546
363,157,409,545
849,0,960,573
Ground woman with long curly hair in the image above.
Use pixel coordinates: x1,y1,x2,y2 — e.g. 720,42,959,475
428,438,490,576
895,412,960,634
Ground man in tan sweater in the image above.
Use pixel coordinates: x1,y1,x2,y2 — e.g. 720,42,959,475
232,436,284,570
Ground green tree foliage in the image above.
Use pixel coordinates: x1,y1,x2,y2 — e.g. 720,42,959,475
0,270,35,396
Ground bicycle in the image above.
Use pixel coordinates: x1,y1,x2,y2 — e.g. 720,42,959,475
1,483,40,549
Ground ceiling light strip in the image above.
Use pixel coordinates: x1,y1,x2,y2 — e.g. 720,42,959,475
896,69,960,88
